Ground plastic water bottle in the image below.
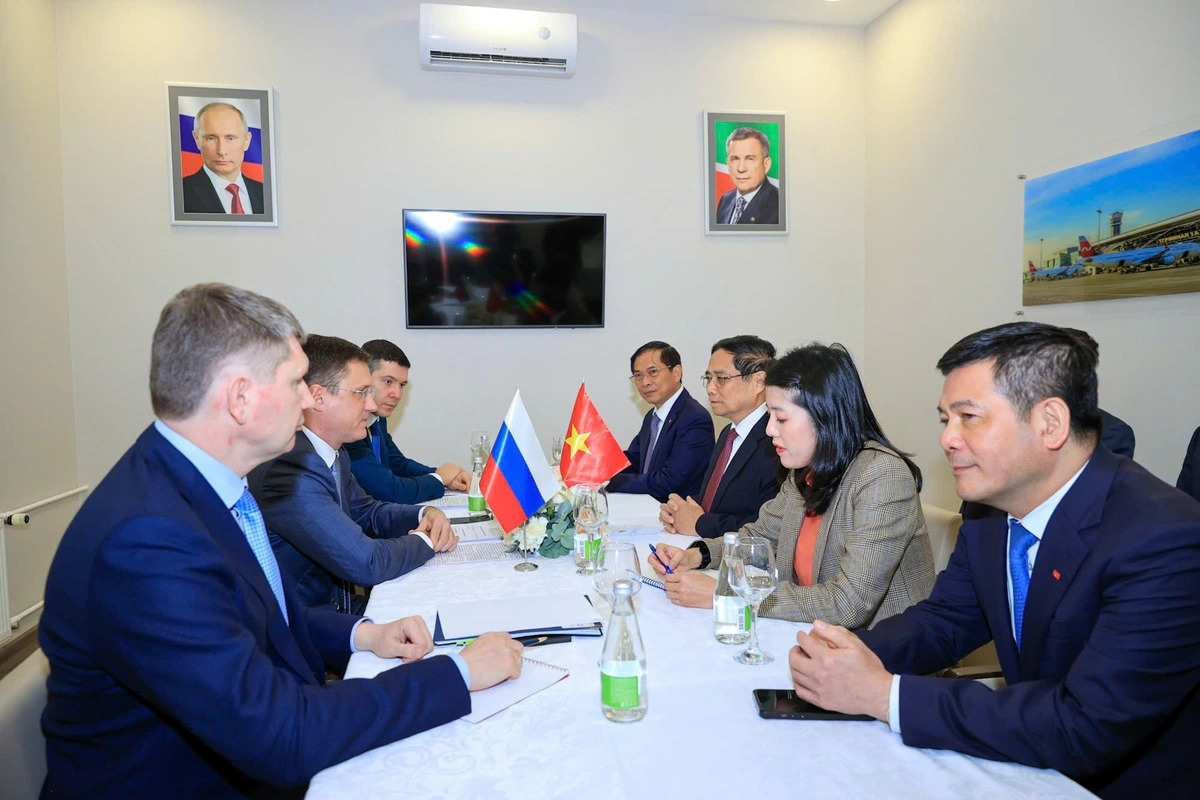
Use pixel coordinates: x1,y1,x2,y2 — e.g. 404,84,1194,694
600,579,647,722
713,532,751,644
468,456,485,513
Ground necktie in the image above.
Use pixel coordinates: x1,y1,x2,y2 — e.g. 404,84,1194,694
329,458,354,613
233,489,289,623
226,184,245,214
643,414,662,474
700,429,738,511
1008,518,1038,649
730,195,747,224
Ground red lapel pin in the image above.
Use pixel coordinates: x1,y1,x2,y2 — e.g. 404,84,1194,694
1052,569,1061,581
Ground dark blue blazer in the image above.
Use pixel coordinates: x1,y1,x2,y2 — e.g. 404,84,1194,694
1099,409,1135,458
716,179,779,225
858,446,1200,800
694,414,781,539
1176,425,1200,504
345,418,445,504
38,425,468,799
607,388,714,502
248,431,433,612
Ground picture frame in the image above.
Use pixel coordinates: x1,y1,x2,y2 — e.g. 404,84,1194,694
703,111,787,235
167,83,278,226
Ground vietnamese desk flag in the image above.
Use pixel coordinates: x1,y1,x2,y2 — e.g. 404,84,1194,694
560,384,631,488
480,390,560,534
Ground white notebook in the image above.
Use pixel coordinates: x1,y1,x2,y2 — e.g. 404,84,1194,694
464,657,570,723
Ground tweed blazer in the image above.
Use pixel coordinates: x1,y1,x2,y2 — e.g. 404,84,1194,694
709,441,934,629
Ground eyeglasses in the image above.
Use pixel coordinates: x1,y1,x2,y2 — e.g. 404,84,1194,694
630,366,667,382
701,373,748,388
324,385,375,402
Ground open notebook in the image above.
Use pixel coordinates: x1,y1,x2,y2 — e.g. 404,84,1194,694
464,657,570,723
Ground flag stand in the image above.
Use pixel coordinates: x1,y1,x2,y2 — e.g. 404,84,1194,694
514,519,537,572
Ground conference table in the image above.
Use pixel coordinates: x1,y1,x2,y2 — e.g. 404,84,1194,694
307,495,1095,800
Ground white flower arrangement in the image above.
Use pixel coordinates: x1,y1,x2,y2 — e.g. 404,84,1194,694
503,487,575,558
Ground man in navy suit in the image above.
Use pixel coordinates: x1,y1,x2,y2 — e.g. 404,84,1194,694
181,102,264,214
38,284,523,798
345,338,469,504
249,335,456,615
787,323,1200,800
1177,425,1200,503
660,335,780,539
607,340,714,502
715,127,779,225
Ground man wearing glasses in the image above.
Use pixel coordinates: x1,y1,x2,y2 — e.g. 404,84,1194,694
250,335,456,615
608,340,714,502
660,335,781,538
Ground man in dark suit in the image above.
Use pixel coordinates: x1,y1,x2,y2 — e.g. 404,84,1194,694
787,322,1200,800
181,101,264,214
607,340,714,502
715,127,779,225
345,338,469,504
38,284,523,798
660,335,780,538
249,335,456,614
1177,424,1200,503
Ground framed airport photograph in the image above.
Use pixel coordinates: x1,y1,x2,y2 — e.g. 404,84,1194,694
1022,127,1200,306
167,84,278,226
704,111,786,235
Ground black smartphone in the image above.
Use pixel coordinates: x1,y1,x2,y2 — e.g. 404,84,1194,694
753,689,875,721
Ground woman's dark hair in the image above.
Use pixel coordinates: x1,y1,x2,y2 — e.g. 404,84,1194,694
766,343,921,515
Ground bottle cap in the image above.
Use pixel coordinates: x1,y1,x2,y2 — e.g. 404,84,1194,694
613,578,633,596
723,532,739,545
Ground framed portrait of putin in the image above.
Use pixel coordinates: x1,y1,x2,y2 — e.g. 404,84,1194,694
703,111,786,235
167,84,278,226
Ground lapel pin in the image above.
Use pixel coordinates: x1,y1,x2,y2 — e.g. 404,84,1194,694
1052,569,1061,581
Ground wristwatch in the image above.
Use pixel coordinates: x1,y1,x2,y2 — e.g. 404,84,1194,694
687,539,711,570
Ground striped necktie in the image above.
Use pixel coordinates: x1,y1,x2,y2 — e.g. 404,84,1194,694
643,414,662,474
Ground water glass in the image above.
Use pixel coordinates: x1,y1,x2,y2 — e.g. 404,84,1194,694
550,435,564,467
469,430,490,463
593,542,642,605
729,537,778,665
572,486,608,574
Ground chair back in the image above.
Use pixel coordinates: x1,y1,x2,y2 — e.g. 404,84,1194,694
922,503,962,574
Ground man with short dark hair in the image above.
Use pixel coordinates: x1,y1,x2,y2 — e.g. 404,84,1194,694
607,340,714,502
345,338,469,504
660,335,780,537
249,335,456,615
787,322,1200,800
39,284,523,798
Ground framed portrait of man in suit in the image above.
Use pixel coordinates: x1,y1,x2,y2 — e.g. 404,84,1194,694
167,84,278,226
704,111,786,235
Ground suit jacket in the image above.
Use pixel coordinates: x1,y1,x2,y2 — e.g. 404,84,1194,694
858,446,1200,799
694,414,781,539
716,179,779,225
1175,425,1200,504
38,425,468,799
248,431,433,612
346,418,444,504
1099,409,1135,458
708,442,934,628
182,168,264,214
607,387,714,502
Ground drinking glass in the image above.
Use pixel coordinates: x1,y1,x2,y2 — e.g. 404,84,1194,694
550,435,564,467
593,542,642,604
728,537,779,665
572,486,608,574
469,430,490,463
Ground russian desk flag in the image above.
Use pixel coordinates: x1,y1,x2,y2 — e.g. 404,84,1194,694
480,390,560,533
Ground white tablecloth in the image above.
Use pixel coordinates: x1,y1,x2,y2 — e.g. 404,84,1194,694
307,496,1094,800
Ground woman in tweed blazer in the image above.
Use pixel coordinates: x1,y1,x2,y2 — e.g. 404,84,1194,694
652,344,935,630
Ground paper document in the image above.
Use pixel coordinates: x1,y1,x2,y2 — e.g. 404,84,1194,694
452,518,504,542
421,492,468,509
435,591,603,643
428,541,518,566
464,657,569,723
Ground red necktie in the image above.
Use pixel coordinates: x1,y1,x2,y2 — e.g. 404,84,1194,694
226,184,245,214
700,429,738,512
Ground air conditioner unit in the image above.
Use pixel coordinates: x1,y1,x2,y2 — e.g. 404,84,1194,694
419,3,577,78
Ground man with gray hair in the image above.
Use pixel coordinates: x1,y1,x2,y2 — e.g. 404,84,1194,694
715,126,779,225
39,283,524,798
182,101,264,214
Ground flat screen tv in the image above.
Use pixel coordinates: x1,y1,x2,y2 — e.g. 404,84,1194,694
403,209,605,329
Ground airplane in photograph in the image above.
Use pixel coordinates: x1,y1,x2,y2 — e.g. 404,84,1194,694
1076,236,1200,270
1028,259,1085,280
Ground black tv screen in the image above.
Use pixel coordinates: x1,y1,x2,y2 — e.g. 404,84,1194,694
403,210,605,329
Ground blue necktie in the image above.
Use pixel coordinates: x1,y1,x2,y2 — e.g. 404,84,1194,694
234,488,289,624
643,414,662,474
329,458,355,613
1008,518,1038,649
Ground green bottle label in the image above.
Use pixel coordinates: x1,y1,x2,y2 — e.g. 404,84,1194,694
601,673,641,708
468,495,485,513
743,605,752,631
586,537,601,559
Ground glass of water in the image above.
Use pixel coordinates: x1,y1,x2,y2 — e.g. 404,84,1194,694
593,541,642,605
729,537,778,665
572,486,607,574
550,435,564,467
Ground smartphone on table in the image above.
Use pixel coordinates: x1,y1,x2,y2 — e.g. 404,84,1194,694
753,689,875,721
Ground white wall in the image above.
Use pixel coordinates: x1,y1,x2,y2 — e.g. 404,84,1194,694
55,0,868,487
864,0,1200,509
0,0,81,639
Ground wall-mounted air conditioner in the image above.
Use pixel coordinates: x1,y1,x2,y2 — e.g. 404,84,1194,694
419,3,577,78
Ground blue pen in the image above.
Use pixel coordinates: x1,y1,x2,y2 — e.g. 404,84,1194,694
647,543,674,575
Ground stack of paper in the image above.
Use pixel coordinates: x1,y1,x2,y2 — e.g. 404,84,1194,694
433,591,603,645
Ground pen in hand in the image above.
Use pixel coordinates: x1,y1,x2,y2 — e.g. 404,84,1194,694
648,543,674,575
